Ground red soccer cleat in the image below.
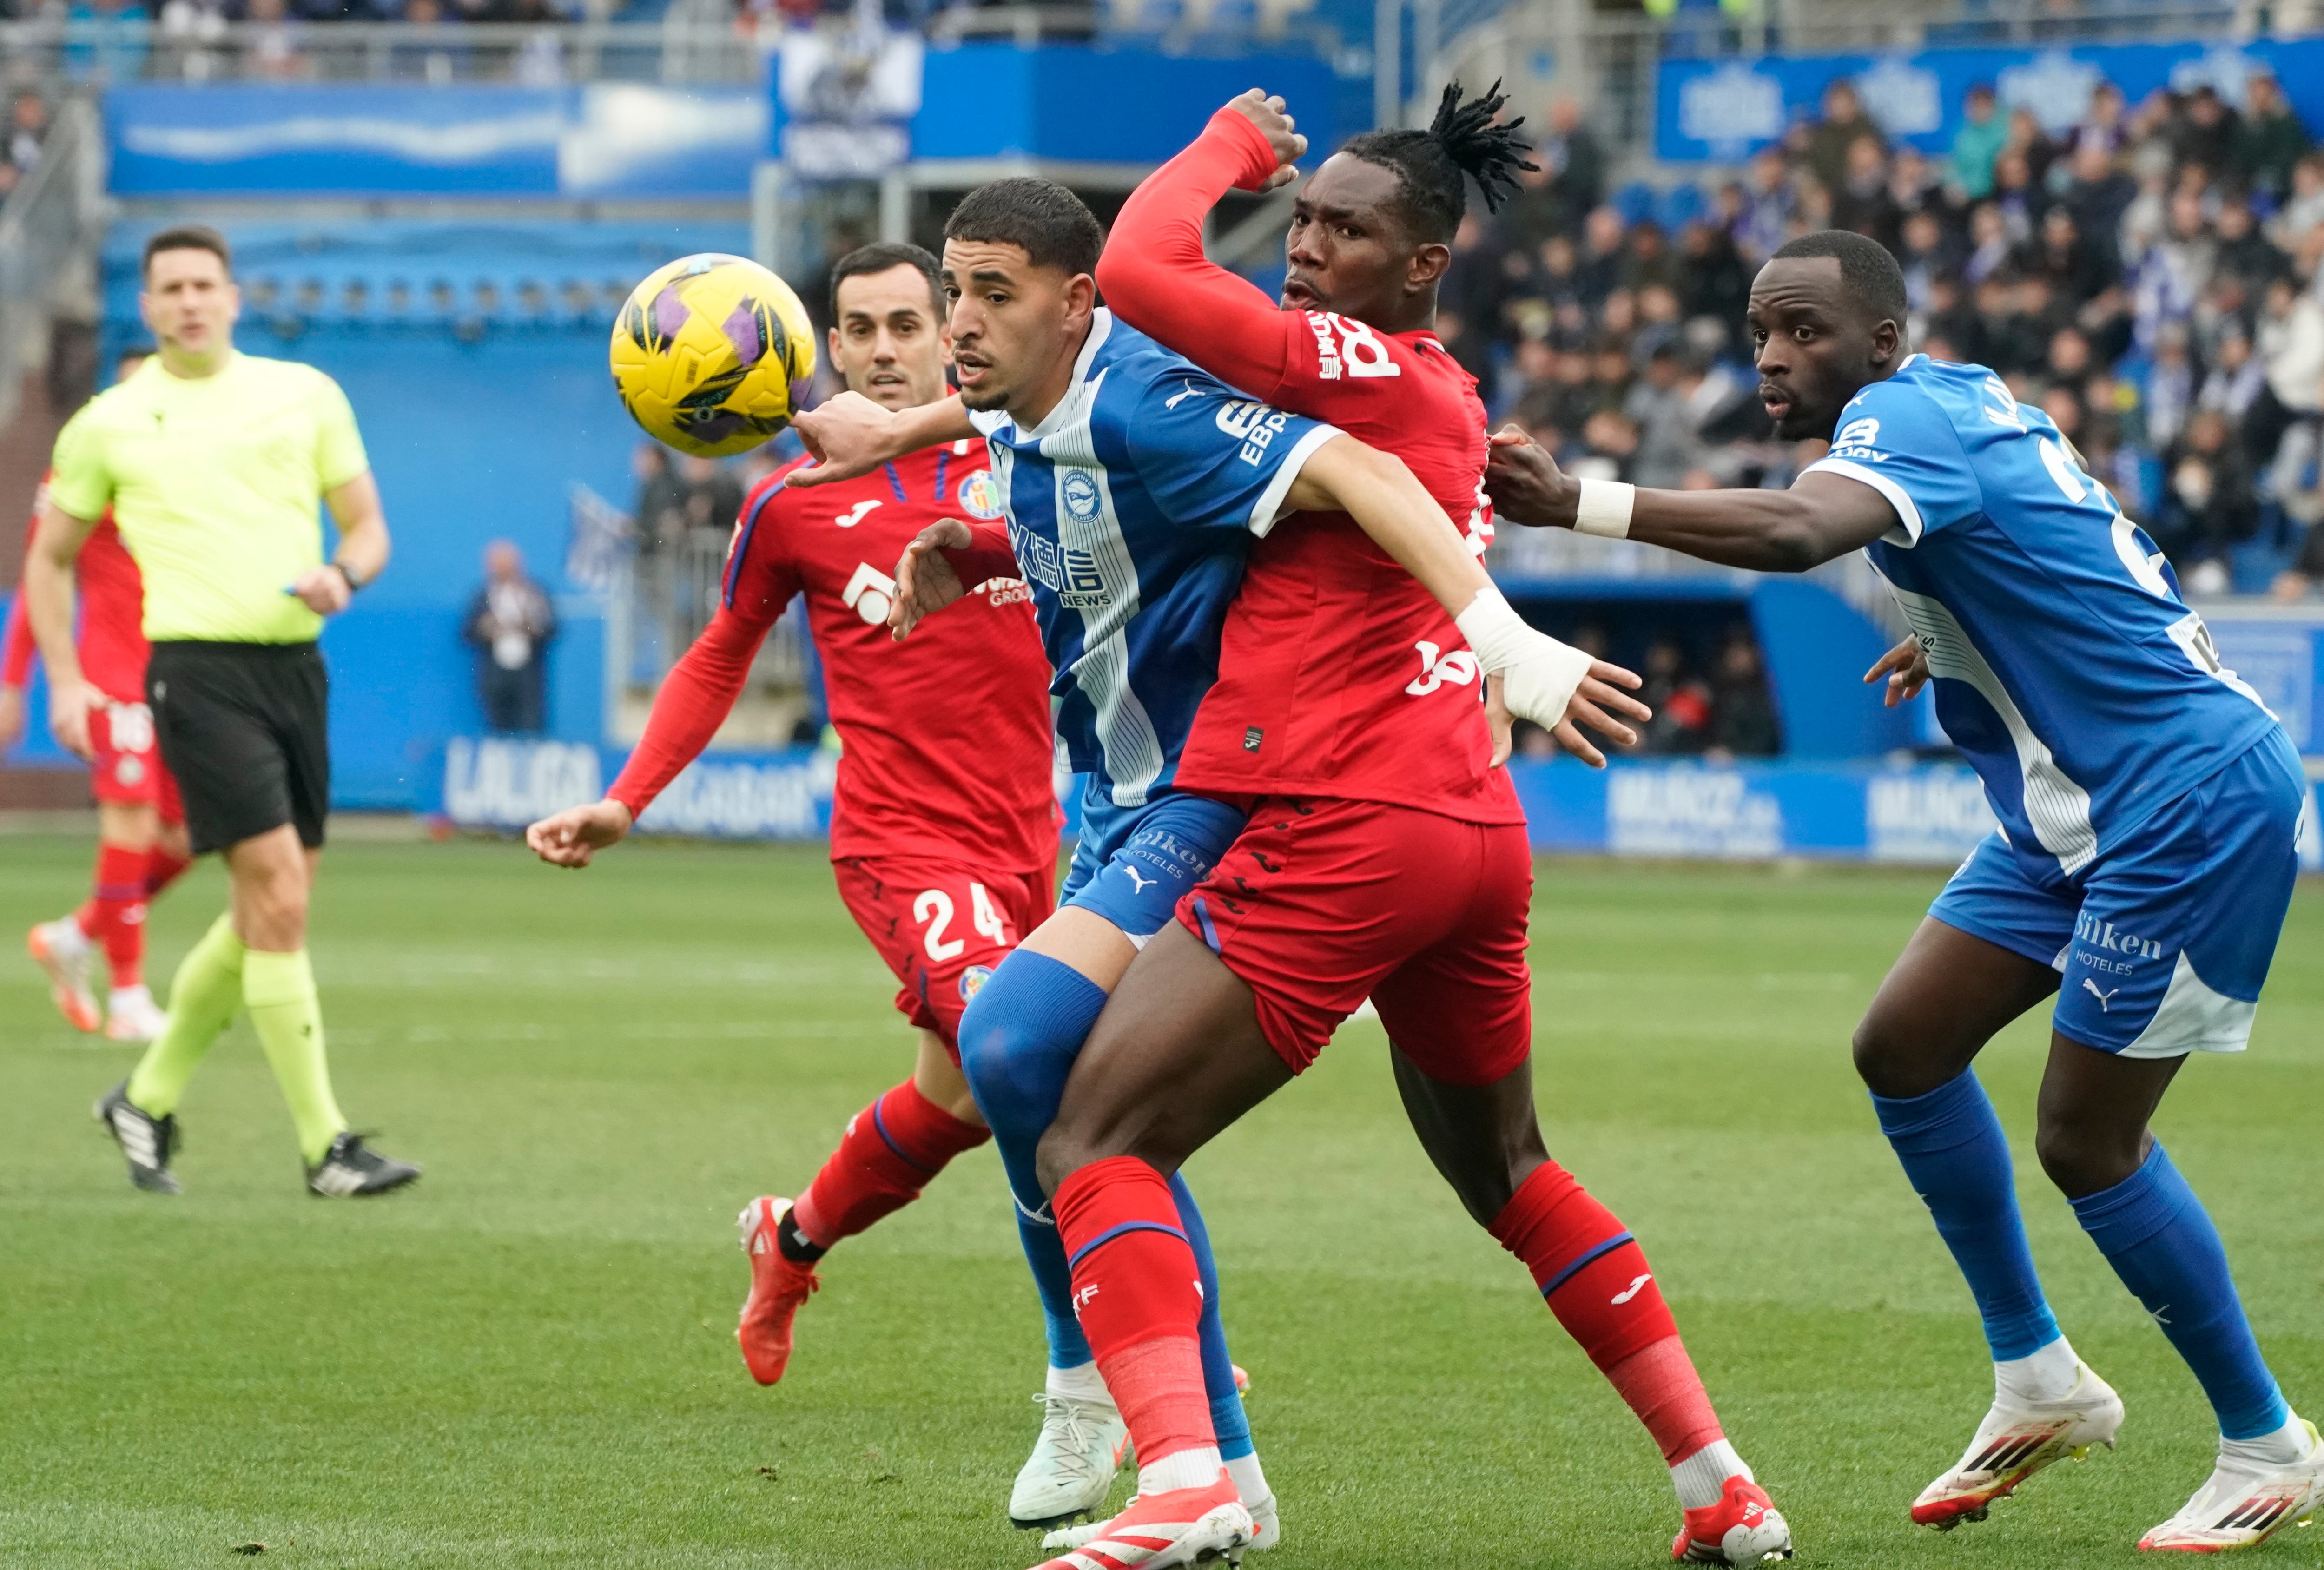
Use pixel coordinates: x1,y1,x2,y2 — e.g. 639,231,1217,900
1673,1476,1794,1564
736,1195,819,1385
1030,1470,1251,1570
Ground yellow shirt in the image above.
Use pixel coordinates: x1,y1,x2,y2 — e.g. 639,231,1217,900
49,353,370,644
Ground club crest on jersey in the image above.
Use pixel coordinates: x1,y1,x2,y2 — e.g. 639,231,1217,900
958,469,1004,521
960,964,994,1001
1061,469,1102,521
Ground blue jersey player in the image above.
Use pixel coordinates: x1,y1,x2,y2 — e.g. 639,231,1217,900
787,177,1607,1560
1484,230,2318,1554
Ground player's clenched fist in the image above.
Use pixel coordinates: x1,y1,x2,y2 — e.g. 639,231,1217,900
887,518,970,642
526,798,634,868
1223,89,1306,191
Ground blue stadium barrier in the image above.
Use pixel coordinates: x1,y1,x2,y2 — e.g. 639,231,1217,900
424,736,2324,870
106,83,766,198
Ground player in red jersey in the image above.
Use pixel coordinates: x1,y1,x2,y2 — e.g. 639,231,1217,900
2,348,191,1042
1011,91,1795,1566
526,244,1079,1446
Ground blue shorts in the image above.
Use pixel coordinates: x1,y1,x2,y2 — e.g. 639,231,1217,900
1059,785,1249,947
1929,730,2304,1058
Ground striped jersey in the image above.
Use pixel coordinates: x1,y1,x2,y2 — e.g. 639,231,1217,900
965,309,1339,808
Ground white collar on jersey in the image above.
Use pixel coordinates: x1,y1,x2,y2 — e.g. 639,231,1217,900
969,308,1116,443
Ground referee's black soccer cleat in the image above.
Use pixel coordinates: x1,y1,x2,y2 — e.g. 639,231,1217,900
93,1081,182,1195
305,1133,421,1198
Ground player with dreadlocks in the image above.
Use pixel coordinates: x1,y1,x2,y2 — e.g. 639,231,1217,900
984,87,1796,1567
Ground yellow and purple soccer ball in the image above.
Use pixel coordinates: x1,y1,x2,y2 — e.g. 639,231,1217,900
609,254,816,457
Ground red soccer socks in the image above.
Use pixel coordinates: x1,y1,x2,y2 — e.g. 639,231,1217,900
1608,1336,1727,1466
1492,1160,1730,1466
790,1079,990,1251
1492,1159,1680,1366
75,842,152,989
1055,1155,1219,1478
145,843,192,903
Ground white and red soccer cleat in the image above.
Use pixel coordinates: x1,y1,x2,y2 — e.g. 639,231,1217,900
104,985,167,1043
28,919,99,1033
1913,1360,2124,1529
736,1196,819,1385
1673,1475,1793,1563
1045,1486,1279,1557
2139,1419,2324,1552
1029,1471,1251,1570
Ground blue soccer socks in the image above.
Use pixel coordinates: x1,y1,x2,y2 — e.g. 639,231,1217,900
1873,1070,2064,1363
958,948,1249,1445
961,950,1110,1369
2071,1142,2290,1442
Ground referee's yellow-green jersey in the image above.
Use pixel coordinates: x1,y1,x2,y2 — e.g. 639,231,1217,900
48,353,370,645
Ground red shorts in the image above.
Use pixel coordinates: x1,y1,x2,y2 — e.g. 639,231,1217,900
88,698,183,823
831,856,1055,1056
1178,797,1532,1086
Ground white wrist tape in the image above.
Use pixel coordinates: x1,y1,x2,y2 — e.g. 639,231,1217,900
1574,478,1636,539
1455,587,1595,728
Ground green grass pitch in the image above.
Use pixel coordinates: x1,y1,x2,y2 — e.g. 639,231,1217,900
2,833,2319,1569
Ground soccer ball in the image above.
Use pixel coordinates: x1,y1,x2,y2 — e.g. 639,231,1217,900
609,254,816,458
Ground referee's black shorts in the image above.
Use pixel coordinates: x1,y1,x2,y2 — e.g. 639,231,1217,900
147,640,330,857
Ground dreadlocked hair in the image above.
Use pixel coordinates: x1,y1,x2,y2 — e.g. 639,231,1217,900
1339,79,1538,244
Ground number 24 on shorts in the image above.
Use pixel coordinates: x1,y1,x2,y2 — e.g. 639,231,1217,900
913,883,1008,961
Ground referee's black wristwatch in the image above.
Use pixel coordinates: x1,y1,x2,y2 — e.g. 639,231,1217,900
330,561,364,594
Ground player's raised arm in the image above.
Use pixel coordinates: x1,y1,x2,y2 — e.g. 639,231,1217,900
1485,428,1895,571
786,390,977,488
1096,93,1310,399
1287,433,1648,765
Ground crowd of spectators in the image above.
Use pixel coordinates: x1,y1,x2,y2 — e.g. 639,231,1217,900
1447,68,2324,601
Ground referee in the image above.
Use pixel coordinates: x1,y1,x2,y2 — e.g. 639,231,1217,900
25,225,419,1197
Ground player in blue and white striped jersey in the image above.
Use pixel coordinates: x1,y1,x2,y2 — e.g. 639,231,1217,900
1483,229,2319,1555
787,178,1612,1559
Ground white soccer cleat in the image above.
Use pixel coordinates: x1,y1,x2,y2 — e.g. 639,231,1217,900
1912,1360,2125,1529
1010,1391,1130,1529
1029,1473,1250,1570
28,919,99,1033
104,986,168,1043
2139,1419,2324,1552
1047,1488,1280,1557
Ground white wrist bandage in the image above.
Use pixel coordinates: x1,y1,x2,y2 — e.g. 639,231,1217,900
1454,587,1594,729
1574,478,1636,539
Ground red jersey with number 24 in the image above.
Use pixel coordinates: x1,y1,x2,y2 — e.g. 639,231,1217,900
1099,109,1523,826
607,441,1059,873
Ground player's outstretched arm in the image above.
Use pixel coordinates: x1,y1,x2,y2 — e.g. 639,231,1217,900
786,392,976,489
1484,426,1895,571
528,607,772,865
23,498,101,760
1287,434,1650,765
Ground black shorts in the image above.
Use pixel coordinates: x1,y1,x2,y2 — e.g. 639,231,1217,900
147,640,330,856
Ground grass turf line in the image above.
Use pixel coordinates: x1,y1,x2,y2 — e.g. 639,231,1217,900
1,836,2317,1568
